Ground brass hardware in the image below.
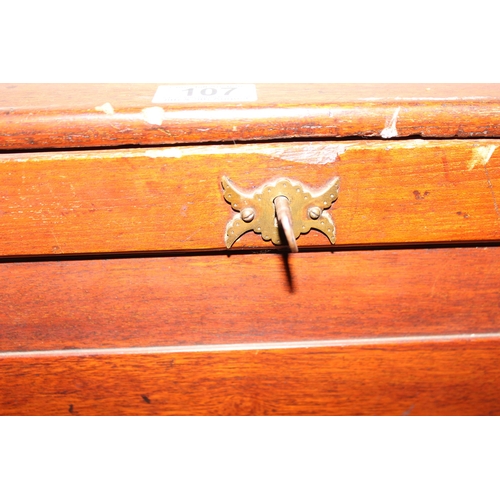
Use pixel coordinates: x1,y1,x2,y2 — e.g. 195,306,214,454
221,176,340,251
308,206,322,220
240,207,256,222
274,196,298,253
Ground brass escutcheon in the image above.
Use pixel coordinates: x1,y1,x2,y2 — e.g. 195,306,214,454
221,176,340,251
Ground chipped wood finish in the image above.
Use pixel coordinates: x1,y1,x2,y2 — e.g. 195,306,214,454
1,84,500,150
1,335,499,415
0,139,499,256
1,247,499,353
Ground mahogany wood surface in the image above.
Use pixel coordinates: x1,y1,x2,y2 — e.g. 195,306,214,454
1,84,500,150
1,247,499,352
2,84,500,416
1,139,499,256
1,336,499,415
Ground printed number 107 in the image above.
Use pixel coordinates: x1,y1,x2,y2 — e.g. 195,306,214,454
182,87,236,97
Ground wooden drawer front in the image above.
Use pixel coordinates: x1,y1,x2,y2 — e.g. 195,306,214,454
1,139,499,256
1,247,499,353
1,336,499,415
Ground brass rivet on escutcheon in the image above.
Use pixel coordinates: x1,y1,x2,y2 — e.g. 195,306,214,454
308,206,322,220
240,207,255,222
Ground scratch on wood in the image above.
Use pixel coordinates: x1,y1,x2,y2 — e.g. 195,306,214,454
50,229,62,252
394,96,494,101
184,228,202,241
484,164,500,219
146,143,347,165
430,269,441,298
270,144,346,164
357,96,495,101
381,107,400,138
402,403,415,416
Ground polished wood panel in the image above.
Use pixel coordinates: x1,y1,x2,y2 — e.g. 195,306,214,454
1,336,499,415
1,84,500,150
1,247,499,352
2,84,499,417
1,140,499,256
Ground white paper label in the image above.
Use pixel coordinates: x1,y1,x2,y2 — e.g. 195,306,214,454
152,84,257,103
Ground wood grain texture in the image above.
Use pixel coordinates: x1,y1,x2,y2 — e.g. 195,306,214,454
1,139,499,256
1,84,500,150
1,247,499,352
1,336,499,415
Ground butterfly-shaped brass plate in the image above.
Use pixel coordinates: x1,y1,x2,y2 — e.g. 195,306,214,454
221,176,340,249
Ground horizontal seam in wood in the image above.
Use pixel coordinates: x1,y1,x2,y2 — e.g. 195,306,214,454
1,332,500,359
2,241,500,263
4,135,500,155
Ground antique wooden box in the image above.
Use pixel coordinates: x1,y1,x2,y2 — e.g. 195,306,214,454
1,84,499,415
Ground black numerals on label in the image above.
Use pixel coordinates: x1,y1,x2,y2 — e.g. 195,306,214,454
182,87,236,97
